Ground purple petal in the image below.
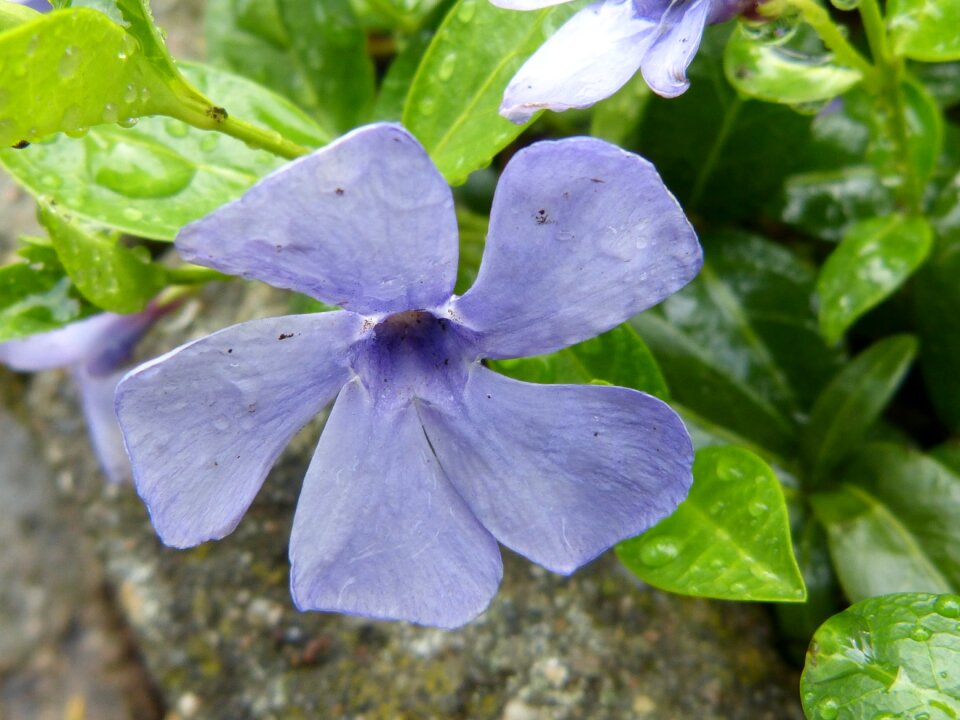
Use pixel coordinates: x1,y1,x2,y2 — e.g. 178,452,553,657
290,381,503,628
500,0,656,123
116,311,365,548
639,0,712,98
0,313,129,372
176,124,459,315
453,137,700,359
74,368,131,484
418,367,694,573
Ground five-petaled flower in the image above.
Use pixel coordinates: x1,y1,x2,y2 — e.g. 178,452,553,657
116,123,702,628
0,304,170,483
496,0,755,123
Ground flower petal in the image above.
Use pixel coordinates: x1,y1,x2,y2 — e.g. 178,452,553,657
0,313,139,372
639,0,712,98
74,368,131,484
418,367,693,574
453,137,700,359
116,311,365,548
499,0,655,123
290,381,503,628
176,124,459,315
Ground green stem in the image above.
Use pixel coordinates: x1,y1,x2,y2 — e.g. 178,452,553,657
859,0,923,213
781,0,878,88
164,88,312,160
165,265,230,285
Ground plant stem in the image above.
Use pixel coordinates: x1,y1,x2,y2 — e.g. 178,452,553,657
858,0,923,213
164,90,313,160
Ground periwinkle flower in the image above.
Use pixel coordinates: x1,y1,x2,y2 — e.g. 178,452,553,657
496,0,756,123
116,123,702,628
0,304,170,483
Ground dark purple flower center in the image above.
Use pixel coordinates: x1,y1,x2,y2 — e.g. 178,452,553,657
353,310,479,406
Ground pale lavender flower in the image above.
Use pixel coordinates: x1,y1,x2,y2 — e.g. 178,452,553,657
116,123,702,628
497,0,755,123
9,0,51,13
0,304,169,483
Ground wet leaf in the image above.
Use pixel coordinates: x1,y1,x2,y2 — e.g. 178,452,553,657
888,0,960,61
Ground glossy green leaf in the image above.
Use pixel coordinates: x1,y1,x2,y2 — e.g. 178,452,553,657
38,203,166,313
637,25,814,221
0,62,328,240
801,592,960,719
403,0,575,184
0,241,90,341
817,215,934,344
373,28,436,121
889,0,960,61
811,486,952,602
634,231,841,458
493,324,669,399
724,24,862,105
205,0,374,133
0,8,179,146
915,234,960,432
801,335,917,483
617,446,805,602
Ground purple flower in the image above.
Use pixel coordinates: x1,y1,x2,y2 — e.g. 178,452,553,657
115,123,701,628
496,0,755,123
0,305,169,483
11,0,51,13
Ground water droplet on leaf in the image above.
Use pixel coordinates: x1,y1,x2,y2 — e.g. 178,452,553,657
818,698,839,720
57,46,82,79
934,596,960,618
637,535,681,568
457,0,476,22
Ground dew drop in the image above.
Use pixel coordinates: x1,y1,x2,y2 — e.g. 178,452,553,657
122,207,144,222
934,596,960,618
715,455,744,481
438,52,457,81
818,698,839,720
140,86,151,103
730,582,747,594
418,96,437,116
40,174,62,189
910,625,932,642
200,134,219,152
117,117,139,128
25,34,40,56
61,104,86,136
102,103,119,124
213,415,230,431
457,0,476,22
748,501,768,518
164,119,189,138
638,535,681,568
123,84,138,104
117,34,139,60
58,46,82,79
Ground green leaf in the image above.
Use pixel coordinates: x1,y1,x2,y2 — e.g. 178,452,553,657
811,484,954,603
617,446,805,602
889,0,960,61
636,25,814,221
403,0,575,184
0,8,177,145
0,1,41,31
801,592,960,719
589,72,651,146
0,242,90,341
0,62,328,240
801,335,917,483
373,28,436,121
205,0,374,133
900,78,944,186
634,231,841,458
38,202,166,313
493,324,669,399
724,24,862,105
817,215,934,344
915,237,960,432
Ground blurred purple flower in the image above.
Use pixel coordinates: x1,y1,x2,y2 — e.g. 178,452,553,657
116,123,702,628
0,304,170,483
10,0,52,13
496,0,755,123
